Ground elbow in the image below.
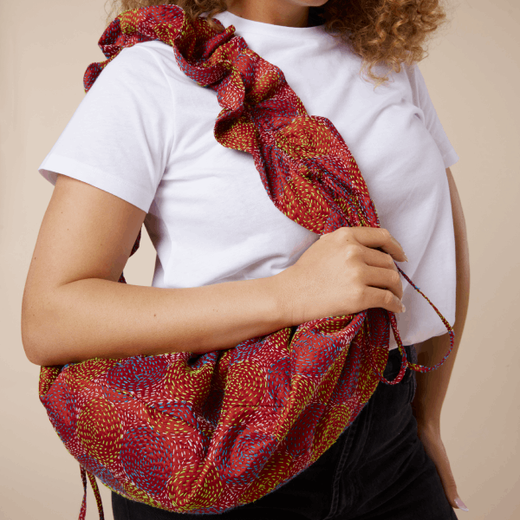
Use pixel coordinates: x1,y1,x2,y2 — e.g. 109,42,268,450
22,336,47,367
21,315,52,367
21,295,62,367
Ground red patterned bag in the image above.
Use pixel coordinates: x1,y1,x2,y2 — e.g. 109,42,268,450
39,6,453,519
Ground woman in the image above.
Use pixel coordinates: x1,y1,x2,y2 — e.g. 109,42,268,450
22,0,470,518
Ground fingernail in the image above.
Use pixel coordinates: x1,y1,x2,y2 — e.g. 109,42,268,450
403,252,409,262
399,303,406,313
454,497,469,512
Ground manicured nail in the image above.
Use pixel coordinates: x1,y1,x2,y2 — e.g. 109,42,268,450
403,252,409,262
454,498,469,512
399,303,406,313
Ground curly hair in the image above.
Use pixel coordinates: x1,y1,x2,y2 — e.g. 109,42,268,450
106,0,446,83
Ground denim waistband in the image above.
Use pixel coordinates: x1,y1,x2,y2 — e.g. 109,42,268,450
384,345,417,380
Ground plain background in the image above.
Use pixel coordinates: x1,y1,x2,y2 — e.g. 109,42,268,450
1,0,519,518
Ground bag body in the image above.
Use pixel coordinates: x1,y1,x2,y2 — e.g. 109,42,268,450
40,310,392,514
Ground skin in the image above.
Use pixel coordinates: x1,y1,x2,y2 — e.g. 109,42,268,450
413,167,470,512
21,176,406,363
22,0,470,513
226,0,329,27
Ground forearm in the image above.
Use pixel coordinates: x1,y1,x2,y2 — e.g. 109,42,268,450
22,274,289,366
412,332,462,429
22,177,409,368
412,168,470,428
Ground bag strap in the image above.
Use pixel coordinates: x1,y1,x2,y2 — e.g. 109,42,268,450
96,5,454,380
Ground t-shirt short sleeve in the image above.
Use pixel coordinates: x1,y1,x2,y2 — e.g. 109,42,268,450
38,44,175,212
407,64,459,169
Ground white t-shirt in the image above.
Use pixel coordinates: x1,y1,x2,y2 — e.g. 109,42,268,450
39,10,459,348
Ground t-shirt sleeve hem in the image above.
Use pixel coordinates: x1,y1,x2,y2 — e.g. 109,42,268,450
442,148,459,170
38,154,153,213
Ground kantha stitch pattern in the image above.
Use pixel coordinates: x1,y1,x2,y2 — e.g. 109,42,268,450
39,6,454,519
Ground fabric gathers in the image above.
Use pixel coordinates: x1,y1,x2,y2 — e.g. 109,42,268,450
84,5,378,235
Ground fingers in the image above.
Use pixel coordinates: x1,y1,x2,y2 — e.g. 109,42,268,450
361,246,399,272
345,242,404,301
341,227,408,263
361,286,405,314
433,449,468,512
419,429,469,513
436,453,459,508
364,266,403,300
326,227,406,312
285,226,408,323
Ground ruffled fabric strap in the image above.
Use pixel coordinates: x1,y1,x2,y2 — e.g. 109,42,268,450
85,5,378,234
84,5,453,373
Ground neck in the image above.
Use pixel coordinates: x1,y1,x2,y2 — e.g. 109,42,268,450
226,1,311,28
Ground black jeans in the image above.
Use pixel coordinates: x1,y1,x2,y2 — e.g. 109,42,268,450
113,345,457,520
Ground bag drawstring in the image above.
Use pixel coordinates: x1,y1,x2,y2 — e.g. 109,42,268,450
398,266,455,373
368,265,455,386
80,466,104,520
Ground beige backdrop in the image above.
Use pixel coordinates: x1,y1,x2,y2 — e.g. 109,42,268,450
1,0,519,518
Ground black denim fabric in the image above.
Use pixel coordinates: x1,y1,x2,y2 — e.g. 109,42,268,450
112,345,457,520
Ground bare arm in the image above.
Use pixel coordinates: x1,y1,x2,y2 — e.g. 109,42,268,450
412,167,470,510
22,174,407,367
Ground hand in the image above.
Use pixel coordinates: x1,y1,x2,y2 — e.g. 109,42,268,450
417,422,469,512
277,226,407,325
